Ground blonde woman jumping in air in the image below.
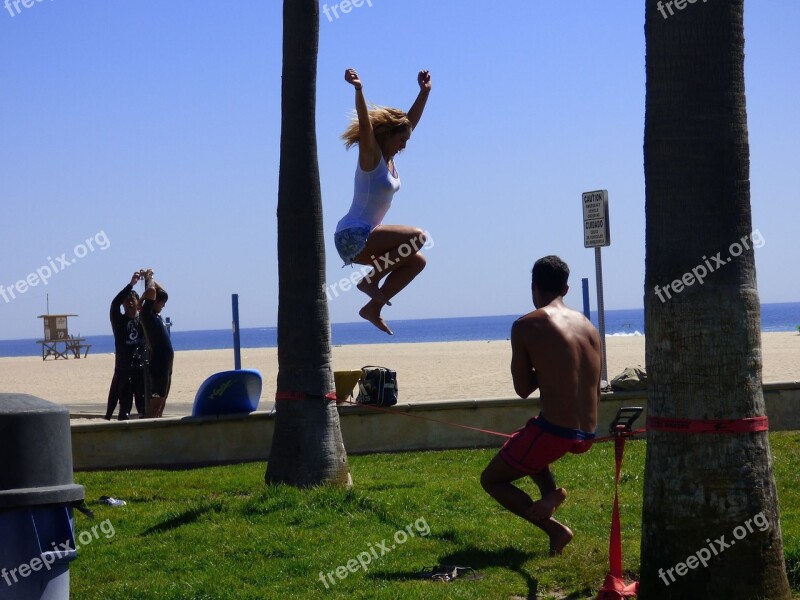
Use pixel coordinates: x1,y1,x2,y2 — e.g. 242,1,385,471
334,67,432,335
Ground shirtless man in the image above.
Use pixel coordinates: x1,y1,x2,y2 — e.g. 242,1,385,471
480,255,602,555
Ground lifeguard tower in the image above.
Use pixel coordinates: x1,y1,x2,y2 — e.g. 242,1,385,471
36,314,92,360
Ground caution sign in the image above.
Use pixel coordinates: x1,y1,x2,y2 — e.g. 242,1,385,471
583,189,610,248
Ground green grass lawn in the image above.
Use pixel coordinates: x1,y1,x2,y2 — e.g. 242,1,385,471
70,432,800,599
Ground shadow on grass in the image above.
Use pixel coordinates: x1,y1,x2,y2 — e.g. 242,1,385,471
141,501,223,535
440,547,540,598
370,546,549,597
440,547,591,600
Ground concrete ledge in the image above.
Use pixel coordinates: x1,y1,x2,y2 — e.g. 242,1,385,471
71,383,800,471
71,412,277,471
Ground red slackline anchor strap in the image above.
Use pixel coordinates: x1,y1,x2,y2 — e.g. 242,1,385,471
592,428,646,444
338,398,514,438
646,415,768,434
597,411,769,599
597,408,642,600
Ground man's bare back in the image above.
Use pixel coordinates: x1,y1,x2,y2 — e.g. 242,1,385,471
511,297,602,433
481,256,602,556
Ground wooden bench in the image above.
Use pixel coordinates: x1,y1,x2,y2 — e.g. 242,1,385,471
70,343,92,358
66,337,91,358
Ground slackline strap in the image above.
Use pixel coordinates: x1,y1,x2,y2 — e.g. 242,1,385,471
597,433,640,599
647,415,768,434
339,398,513,439
593,429,646,444
610,435,626,578
272,395,654,450
333,399,647,444
596,413,767,599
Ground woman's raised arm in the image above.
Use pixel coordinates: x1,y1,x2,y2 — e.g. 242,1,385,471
345,68,380,170
407,70,431,130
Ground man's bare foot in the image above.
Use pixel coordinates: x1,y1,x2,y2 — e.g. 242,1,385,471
525,488,567,522
548,522,574,556
357,278,391,306
359,303,393,335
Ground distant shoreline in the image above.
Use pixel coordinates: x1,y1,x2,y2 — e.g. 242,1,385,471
1,303,797,357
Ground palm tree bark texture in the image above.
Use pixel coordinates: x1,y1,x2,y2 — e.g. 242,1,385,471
265,0,351,488
640,0,790,597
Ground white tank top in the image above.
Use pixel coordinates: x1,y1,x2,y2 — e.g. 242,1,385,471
336,156,400,233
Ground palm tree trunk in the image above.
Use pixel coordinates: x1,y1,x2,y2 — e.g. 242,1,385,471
640,1,790,597
265,0,351,488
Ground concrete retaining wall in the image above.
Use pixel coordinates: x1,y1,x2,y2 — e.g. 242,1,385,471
71,382,800,471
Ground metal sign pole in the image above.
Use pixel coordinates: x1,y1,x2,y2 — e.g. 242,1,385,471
582,189,611,387
581,277,590,320
595,247,608,384
232,294,242,370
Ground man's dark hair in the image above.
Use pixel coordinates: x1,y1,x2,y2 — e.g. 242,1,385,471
128,290,140,301
532,255,570,295
156,289,169,303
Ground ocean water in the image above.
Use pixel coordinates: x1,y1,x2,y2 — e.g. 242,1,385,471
1,303,797,358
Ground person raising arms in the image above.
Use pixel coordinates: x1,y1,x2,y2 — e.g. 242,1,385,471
334,68,432,335
138,269,173,418
106,271,145,420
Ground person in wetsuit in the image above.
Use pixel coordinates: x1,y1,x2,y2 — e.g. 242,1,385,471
106,271,146,420
139,269,173,418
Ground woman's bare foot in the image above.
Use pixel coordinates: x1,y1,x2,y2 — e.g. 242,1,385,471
357,277,391,306
525,488,567,522
548,522,574,556
359,302,393,335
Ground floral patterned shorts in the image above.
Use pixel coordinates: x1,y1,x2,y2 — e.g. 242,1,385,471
334,226,371,266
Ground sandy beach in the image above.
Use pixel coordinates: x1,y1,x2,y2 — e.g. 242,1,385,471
0,333,797,417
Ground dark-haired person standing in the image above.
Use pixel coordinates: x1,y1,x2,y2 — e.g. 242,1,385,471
139,269,173,418
106,271,146,420
480,256,602,555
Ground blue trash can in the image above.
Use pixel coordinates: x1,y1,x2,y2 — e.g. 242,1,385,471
0,394,84,600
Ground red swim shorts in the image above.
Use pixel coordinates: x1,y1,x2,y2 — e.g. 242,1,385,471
499,414,595,475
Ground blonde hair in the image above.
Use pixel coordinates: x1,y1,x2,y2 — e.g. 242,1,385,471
341,106,412,149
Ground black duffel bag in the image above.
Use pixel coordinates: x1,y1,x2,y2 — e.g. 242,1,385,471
356,365,398,407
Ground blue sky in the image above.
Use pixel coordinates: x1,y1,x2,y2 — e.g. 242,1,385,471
1,1,798,340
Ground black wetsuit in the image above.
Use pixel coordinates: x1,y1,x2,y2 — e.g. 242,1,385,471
106,284,145,420
140,297,174,401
